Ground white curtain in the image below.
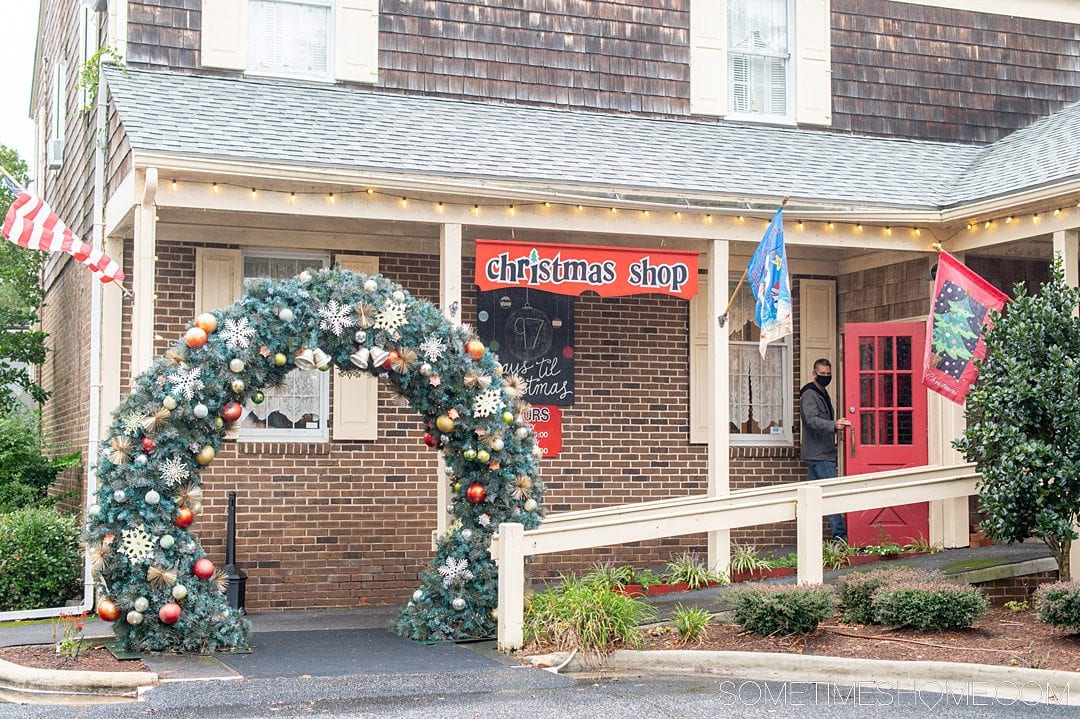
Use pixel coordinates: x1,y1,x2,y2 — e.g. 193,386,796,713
247,371,322,423
730,342,785,432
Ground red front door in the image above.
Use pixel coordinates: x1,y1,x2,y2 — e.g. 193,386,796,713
842,322,929,546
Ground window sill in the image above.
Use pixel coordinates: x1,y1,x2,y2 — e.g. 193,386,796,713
723,112,796,127
236,441,332,456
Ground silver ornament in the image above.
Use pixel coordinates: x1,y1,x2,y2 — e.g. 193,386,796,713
163,396,178,410
298,270,312,282
134,596,149,612
516,426,529,440
88,504,101,517
447,504,456,515
159,534,175,549
491,438,505,452
412,589,424,602
461,529,473,542
126,610,144,625
452,597,466,611
354,330,367,343
193,403,209,419
531,446,543,459
313,348,332,371
349,348,371,368
392,290,405,302
278,307,294,322
444,464,456,477
295,348,316,370
171,584,188,600
144,490,161,505
419,362,432,377
369,347,390,368
229,358,245,373
524,498,538,512
135,453,149,466
363,279,378,292
113,489,126,502
231,379,246,393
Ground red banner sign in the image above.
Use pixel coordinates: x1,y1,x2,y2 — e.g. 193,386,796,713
525,405,562,458
475,240,699,300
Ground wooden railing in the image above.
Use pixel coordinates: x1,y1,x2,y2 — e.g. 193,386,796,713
489,463,980,650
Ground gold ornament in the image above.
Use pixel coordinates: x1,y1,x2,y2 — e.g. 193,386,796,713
512,475,533,501
175,482,203,507
355,302,378,328
195,445,216,466
147,565,178,588
87,543,107,575
391,347,418,373
482,430,506,449
211,569,229,595
163,349,187,367
141,408,171,434
108,436,133,465
503,375,527,398
493,364,504,378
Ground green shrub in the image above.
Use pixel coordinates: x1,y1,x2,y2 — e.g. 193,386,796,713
666,551,725,589
0,507,82,611
1034,582,1080,632
730,585,835,636
634,569,663,588
0,410,80,513
671,604,711,644
582,561,635,588
822,539,851,570
871,582,988,630
836,566,941,624
524,576,656,656
728,544,770,573
765,552,798,569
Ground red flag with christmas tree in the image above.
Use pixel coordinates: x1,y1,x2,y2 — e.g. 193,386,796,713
922,251,1008,403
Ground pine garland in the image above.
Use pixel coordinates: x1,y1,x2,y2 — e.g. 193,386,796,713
86,267,545,651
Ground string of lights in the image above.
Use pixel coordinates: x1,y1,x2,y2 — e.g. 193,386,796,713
167,178,1077,243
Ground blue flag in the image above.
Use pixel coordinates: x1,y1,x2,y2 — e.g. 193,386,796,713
746,207,793,357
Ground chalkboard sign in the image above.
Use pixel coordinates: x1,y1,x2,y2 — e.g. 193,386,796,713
477,288,575,406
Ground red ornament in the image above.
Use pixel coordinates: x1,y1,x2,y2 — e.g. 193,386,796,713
175,506,195,528
465,339,485,360
158,602,182,625
96,598,120,622
141,436,156,453
221,401,243,422
383,350,399,370
193,558,215,580
466,483,487,504
184,326,208,349
423,432,439,448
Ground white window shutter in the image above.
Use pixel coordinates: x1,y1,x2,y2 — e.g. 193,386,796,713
201,0,248,71
794,0,832,126
689,0,727,116
333,255,379,440
798,279,836,404
194,247,243,315
334,0,379,84
689,276,710,443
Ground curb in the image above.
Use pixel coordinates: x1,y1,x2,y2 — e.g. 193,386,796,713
525,650,1080,705
0,657,158,699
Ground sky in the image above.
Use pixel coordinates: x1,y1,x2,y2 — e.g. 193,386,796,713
0,3,39,165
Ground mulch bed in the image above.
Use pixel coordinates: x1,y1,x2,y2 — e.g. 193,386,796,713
641,607,1080,673
0,643,149,673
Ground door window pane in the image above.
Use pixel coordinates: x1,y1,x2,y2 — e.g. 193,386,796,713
878,337,893,370
897,336,912,370
859,339,874,371
859,375,875,407
897,410,913,445
878,411,895,445
897,374,912,408
860,413,875,445
878,374,894,408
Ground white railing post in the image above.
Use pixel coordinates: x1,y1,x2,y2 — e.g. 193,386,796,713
496,522,526,652
796,485,824,585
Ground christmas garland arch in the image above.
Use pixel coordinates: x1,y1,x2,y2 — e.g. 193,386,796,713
86,267,544,652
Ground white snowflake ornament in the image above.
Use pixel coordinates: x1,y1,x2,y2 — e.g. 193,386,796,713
119,411,144,436
419,336,447,362
317,299,355,337
159,456,190,486
220,317,257,349
373,300,408,333
118,524,156,563
437,557,475,587
471,389,504,418
167,366,205,401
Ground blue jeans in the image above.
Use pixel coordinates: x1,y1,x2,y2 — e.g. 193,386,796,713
805,460,847,541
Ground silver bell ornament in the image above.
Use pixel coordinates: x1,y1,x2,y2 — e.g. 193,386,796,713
144,490,161,505
278,307,294,322
295,348,316,370
313,348,332,371
452,597,467,611
193,403,209,419
229,358,246,373
349,347,371,368
369,347,390,368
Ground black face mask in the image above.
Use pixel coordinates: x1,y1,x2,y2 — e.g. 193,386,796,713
816,374,832,387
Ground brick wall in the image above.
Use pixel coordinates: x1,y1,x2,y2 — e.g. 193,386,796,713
974,570,1058,607
117,237,824,608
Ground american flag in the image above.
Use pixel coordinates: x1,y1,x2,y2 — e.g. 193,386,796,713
1,174,124,284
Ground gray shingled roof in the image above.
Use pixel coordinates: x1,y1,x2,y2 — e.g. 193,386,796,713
104,66,1078,211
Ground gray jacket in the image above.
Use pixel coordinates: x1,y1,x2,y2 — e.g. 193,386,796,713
799,383,838,462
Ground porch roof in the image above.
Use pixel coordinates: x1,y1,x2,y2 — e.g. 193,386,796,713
104,66,1077,212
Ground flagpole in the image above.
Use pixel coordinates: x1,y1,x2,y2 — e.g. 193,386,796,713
719,196,789,328
1,166,131,298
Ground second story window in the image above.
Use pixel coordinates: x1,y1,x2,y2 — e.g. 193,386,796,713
728,0,791,120
248,0,333,80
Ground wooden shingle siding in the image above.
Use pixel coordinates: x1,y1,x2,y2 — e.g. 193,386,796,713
127,0,201,69
378,0,691,115
832,0,1080,143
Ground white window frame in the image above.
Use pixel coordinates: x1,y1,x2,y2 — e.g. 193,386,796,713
246,0,335,83
728,276,794,446
239,249,331,443
724,0,796,125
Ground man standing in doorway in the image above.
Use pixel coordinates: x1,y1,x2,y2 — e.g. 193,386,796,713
799,358,851,541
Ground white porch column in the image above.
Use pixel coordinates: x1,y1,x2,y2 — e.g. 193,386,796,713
707,239,731,571
437,223,463,539
99,233,125,435
130,168,158,376
1055,230,1080,575
927,391,969,548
